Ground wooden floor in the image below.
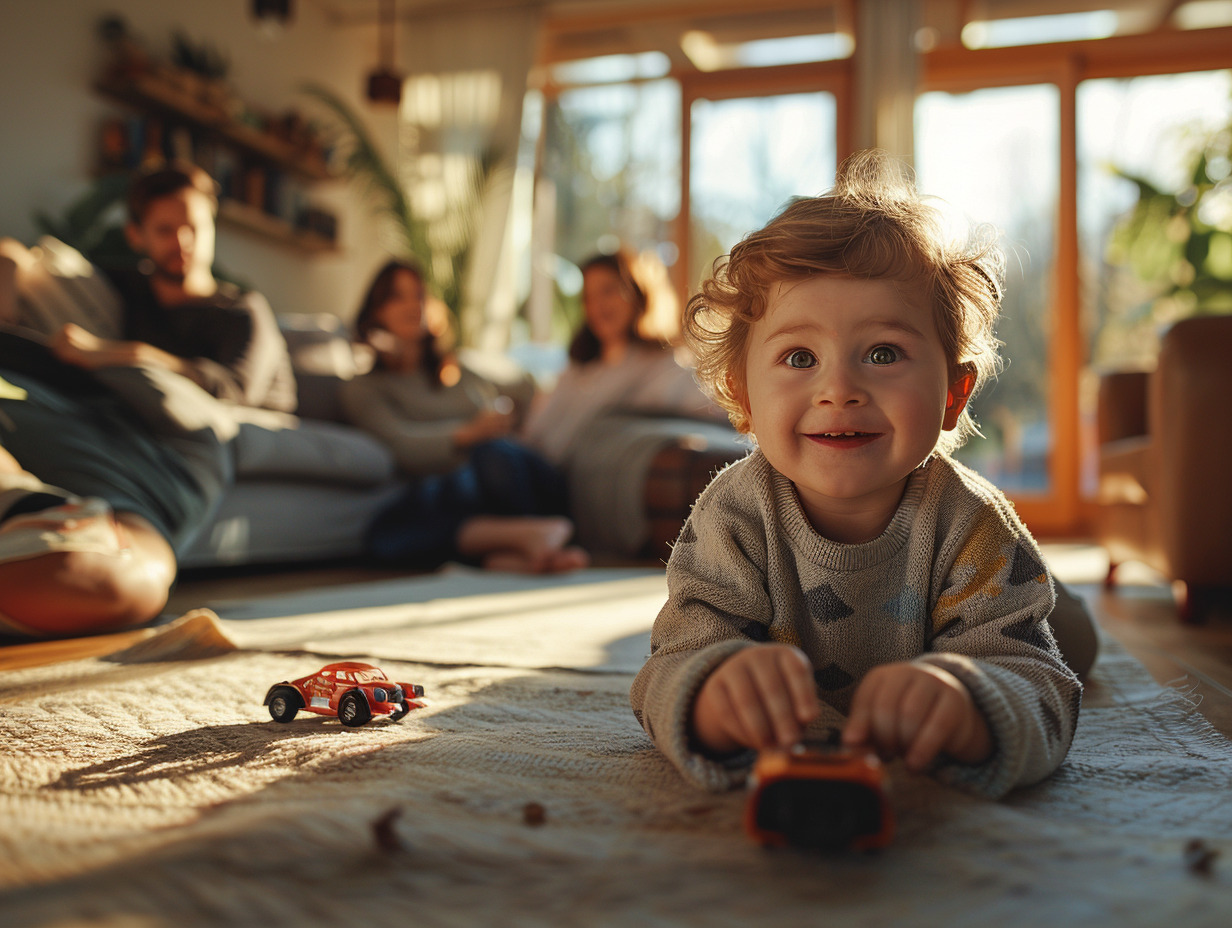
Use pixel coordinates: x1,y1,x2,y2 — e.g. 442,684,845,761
4,545,1231,740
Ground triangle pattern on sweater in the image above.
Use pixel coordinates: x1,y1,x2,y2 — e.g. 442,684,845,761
806,583,853,623
1008,544,1046,586
1001,615,1052,652
813,662,854,691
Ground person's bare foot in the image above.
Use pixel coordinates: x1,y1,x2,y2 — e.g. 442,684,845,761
481,544,590,574
456,515,589,574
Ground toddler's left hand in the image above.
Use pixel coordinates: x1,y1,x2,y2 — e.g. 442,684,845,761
841,662,992,771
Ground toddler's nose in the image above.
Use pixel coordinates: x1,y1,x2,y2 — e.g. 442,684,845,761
811,365,869,407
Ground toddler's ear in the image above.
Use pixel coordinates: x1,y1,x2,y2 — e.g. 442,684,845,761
726,371,754,434
942,365,976,431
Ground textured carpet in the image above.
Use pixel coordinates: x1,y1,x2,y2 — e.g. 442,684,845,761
0,567,1230,927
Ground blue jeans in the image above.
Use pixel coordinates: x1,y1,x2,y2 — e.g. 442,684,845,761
366,439,569,566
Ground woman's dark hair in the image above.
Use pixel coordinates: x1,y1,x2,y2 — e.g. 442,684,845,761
568,250,656,363
353,259,449,384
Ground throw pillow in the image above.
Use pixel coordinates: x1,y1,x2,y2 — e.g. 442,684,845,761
7,236,123,340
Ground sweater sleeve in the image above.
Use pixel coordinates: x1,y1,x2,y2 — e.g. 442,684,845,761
180,292,296,414
338,374,468,477
915,501,1081,799
629,467,846,791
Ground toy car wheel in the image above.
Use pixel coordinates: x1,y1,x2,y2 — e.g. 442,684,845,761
389,699,411,722
267,686,302,723
338,690,371,727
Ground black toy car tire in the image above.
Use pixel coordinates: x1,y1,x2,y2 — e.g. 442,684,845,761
268,686,302,723
338,690,372,727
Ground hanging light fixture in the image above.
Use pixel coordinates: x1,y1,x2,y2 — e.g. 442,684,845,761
252,0,294,36
366,0,403,105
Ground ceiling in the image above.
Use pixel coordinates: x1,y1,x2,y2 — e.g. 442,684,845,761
308,0,1195,27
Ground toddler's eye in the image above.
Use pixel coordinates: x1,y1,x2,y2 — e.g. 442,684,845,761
784,349,817,369
867,345,899,365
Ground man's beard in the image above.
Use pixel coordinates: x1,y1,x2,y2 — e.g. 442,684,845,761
147,257,187,285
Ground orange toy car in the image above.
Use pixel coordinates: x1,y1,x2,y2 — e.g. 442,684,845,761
264,661,426,728
745,741,894,851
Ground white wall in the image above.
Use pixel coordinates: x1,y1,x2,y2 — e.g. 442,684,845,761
0,0,400,322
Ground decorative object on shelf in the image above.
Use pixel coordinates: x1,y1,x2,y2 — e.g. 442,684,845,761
366,0,403,105
96,15,151,83
252,0,294,33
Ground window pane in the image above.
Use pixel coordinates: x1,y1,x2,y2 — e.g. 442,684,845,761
1078,70,1232,369
689,92,836,289
1077,69,1232,494
916,85,1060,492
543,80,681,268
537,80,681,342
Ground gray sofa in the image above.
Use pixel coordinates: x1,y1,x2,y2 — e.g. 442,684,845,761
149,313,408,569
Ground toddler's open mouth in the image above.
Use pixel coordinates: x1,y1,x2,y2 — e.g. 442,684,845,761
806,431,881,447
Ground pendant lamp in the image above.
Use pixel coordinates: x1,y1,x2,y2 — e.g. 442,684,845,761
366,0,403,105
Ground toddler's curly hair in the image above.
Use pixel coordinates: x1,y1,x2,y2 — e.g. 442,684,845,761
684,150,1004,454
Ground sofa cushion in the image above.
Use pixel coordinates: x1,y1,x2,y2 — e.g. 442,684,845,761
279,312,371,422
179,478,404,568
1,237,122,339
230,408,396,486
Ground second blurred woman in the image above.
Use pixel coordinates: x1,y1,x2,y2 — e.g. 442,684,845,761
520,250,723,466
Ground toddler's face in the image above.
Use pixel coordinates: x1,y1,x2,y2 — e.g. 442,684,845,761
741,274,967,540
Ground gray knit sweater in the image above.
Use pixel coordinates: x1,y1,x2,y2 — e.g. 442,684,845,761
630,449,1081,798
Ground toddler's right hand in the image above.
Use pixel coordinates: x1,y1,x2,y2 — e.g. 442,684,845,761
691,645,820,755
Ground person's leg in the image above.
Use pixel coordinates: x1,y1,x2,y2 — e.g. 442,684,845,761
366,468,588,574
0,447,175,637
469,439,571,517
0,513,176,638
365,472,479,567
0,368,227,557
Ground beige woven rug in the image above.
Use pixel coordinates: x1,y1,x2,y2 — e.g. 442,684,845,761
1,567,1230,927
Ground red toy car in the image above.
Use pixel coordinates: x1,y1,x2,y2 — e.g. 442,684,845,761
264,662,426,728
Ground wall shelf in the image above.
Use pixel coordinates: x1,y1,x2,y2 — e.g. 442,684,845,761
95,73,334,181
218,200,338,253
95,69,340,254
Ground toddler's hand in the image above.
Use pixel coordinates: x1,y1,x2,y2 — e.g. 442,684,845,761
842,662,992,771
692,645,820,755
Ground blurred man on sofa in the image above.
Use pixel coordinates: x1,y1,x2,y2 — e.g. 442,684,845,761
50,161,297,414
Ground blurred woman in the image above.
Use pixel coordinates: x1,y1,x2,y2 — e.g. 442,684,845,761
340,260,585,573
521,250,723,467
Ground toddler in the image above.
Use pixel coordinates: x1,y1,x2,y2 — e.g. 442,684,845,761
630,151,1081,798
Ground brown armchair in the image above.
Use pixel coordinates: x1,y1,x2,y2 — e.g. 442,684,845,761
1095,314,1232,621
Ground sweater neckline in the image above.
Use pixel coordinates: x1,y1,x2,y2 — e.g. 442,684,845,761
768,455,930,571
